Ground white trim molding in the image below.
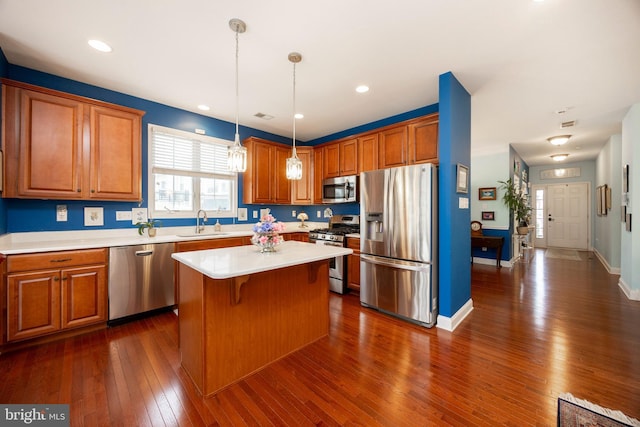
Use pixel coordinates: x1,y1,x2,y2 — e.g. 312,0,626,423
437,299,474,332
618,278,640,301
593,248,621,275
472,256,513,269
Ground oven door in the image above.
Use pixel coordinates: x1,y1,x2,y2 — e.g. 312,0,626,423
313,240,347,294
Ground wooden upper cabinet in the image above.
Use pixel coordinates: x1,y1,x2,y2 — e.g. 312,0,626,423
340,138,358,176
89,106,142,200
322,139,358,179
3,86,84,199
408,114,439,164
1,79,144,201
378,125,408,169
243,137,291,205
291,147,313,205
273,144,292,204
323,143,341,178
313,147,324,204
358,134,379,173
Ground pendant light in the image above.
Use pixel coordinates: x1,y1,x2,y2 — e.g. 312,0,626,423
286,52,303,180
227,18,247,173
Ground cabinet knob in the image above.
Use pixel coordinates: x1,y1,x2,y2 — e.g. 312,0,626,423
77,189,81,192
91,189,95,193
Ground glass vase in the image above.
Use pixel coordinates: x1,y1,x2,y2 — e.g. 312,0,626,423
251,232,282,253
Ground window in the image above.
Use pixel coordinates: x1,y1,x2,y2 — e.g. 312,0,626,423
535,189,544,239
148,125,237,219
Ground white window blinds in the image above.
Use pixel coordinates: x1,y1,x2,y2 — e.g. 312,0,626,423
150,127,233,178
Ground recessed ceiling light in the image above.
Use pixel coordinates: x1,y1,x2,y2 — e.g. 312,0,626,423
294,113,304,119
547,135,571,146
88,39,112,53
197,104,210,111
551,154,569,162
355,85,369,93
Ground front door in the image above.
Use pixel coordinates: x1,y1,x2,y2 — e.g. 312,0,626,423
546,183,589,249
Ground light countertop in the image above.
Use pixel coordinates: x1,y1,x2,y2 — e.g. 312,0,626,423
0,222,325,255
172,240,353,279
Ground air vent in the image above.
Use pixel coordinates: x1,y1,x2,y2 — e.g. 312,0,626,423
254,112,274,120
561,120,576,128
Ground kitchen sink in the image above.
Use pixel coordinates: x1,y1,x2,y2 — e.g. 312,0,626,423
176,232,230,238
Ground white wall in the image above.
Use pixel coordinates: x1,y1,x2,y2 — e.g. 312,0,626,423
620,103,640,299
595,135,622,272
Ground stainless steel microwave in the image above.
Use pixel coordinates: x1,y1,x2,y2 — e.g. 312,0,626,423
322,175,358,203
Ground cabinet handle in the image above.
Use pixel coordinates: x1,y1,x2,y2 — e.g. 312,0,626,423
62,277,68,281
54,277,60,281
91,189,95,193
77,189,81,192
50,258,72,263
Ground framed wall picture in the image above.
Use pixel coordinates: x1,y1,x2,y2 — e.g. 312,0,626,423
481,211,495,221
626,213,632,232
596,186,602,216
623,165,629,193
478,187,497,200
456,164,469,194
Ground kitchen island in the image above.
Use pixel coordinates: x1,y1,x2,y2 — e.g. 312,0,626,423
171,240,352,397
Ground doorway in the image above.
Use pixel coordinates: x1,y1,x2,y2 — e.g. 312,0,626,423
531,182,590,250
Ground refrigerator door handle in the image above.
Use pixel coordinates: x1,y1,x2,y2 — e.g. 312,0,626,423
361,254,430,272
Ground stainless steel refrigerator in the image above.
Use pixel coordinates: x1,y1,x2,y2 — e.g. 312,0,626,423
360,163,438,327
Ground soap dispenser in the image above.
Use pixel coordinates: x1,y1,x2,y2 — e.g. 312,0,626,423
214,219,222,232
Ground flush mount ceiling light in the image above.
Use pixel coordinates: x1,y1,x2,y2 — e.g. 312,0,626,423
88,39,112,53
356,85,369,93
227,18,248,173
286,52,303,181
197,104,210,111
547,135,571,146
551,154,569,162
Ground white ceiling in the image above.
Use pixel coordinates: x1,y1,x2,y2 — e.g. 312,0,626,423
1,0,639,167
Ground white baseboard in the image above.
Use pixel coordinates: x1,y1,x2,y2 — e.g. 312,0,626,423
592,248,621,274
437,298,474,332
618,277,640,301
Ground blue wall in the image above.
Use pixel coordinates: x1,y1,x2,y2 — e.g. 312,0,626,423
0,47,8,234
438,72,471,319
1,57,435,233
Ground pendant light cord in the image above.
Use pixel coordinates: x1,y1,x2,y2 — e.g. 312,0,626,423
234,29,240,143
292,60,297,157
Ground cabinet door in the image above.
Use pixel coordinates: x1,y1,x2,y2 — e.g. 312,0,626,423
358,134,379,173
248,140,273,203
346,238,361,292
291,147,313,205
89,105,142,200
340,139,358,176
313,148,324,204
61,265,107,329
378,126,408,169
7,270,61,342
408,116,439,164
323,144,341,178
15,88,84,199
274,145,292,204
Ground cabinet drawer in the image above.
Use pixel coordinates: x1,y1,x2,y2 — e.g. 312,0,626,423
6,248,108,272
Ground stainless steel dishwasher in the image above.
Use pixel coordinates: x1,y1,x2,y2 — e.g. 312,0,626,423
108,243,175,322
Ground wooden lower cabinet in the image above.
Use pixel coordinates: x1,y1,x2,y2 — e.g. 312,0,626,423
5,249,108,343
346,237,361,292
284,232,309,242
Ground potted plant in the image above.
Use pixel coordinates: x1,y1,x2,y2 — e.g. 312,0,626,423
136,219,162,237
498,178,530,235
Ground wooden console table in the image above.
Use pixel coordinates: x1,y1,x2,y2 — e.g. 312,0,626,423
471,236,505,268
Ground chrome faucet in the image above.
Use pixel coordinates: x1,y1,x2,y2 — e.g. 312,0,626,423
196,210,208,234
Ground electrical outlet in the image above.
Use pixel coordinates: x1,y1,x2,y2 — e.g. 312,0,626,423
56,205,67,222
317,210,321,218
253,210,258,219
237,207,248,221
292,210,296,217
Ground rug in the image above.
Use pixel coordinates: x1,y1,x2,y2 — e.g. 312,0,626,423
545,248,583,261
558,393,640,426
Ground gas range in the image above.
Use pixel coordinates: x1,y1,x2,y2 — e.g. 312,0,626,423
308,215,360,244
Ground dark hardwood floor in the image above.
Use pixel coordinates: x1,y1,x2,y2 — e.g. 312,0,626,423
1,248,639,426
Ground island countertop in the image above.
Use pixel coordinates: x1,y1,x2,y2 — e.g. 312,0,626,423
171,240,352,279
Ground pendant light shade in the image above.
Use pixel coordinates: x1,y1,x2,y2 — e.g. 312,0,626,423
286,52,303,180
227,18,247,173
